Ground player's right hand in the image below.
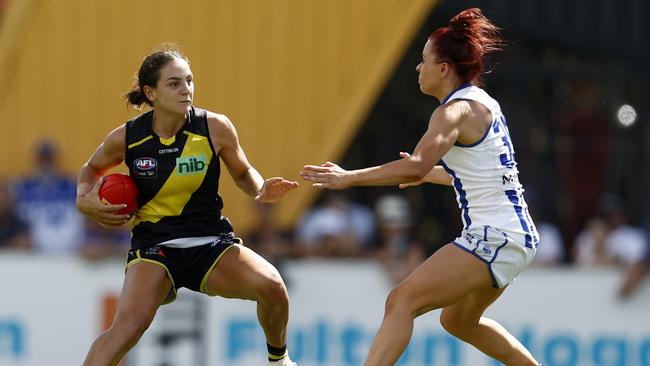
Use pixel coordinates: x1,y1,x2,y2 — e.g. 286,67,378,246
76,177,130,228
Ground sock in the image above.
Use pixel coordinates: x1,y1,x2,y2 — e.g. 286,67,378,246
267,343,288,362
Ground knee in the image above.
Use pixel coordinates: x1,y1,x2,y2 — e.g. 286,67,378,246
384,286,413,317
258,269,289,307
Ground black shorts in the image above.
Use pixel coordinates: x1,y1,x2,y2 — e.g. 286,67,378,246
125,232,242,304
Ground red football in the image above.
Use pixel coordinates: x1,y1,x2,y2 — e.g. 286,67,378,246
98,173,139,215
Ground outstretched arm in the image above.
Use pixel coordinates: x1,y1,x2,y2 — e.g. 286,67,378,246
208,112,298,203
397,152,453,188
300,103,463,189
76,125,131,227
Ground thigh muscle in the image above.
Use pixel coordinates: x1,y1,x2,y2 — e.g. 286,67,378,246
204,245,284,300
393,243,494,316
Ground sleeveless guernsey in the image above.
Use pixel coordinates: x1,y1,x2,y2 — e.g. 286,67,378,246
124,107,233,250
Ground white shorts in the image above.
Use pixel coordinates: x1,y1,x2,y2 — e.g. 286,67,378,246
453,225,536,288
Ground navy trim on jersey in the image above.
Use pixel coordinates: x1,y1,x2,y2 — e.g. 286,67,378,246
454,117,493,147
489,231,509,265
505,190,534,248
440,160,471,229
441,82,472,104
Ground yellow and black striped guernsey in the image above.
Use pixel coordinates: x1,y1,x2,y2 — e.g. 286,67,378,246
125,107,233,250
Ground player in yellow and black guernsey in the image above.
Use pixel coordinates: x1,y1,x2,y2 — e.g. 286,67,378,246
76,46,299,366
125,106,233,248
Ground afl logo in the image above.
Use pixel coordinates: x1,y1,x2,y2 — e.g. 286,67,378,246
133,157,157,178
135,158,157,170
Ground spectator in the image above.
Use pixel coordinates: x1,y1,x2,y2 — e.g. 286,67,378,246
13,140,85,254
373,194,425,284
0,178,31,251
574,194,647,267
573,217,613,266
295,191,375,257
553,80,611,249
600,194,647,266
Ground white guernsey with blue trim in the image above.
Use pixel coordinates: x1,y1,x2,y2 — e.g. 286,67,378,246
440,84,539,288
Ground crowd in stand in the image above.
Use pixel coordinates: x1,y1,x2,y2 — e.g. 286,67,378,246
1,139,648,299
0,140,130,260
1,20,649,290
1,1,647,301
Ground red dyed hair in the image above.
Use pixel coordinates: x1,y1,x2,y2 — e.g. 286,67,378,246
429,8,503,85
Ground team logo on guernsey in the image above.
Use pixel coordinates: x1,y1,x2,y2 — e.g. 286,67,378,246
176,155,207,175
133,157,158,178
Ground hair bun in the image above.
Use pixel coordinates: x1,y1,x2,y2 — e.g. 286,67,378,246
449,8,483,30
429,7,503,85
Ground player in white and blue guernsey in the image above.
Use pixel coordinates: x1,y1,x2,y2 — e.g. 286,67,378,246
439,83,539,287
301,8,541,366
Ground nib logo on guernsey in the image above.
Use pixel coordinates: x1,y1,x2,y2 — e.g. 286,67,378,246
176,155,207,175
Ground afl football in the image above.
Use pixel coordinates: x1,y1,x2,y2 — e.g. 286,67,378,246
98,173,138,215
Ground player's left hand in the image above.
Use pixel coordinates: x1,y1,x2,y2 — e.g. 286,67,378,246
255,177,299,203
300,162,351,190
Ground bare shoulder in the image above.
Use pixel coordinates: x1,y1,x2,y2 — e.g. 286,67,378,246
88,123,126,167
206,110,235,132
432,100,472,125
205,111,238,151
104,124,126,150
